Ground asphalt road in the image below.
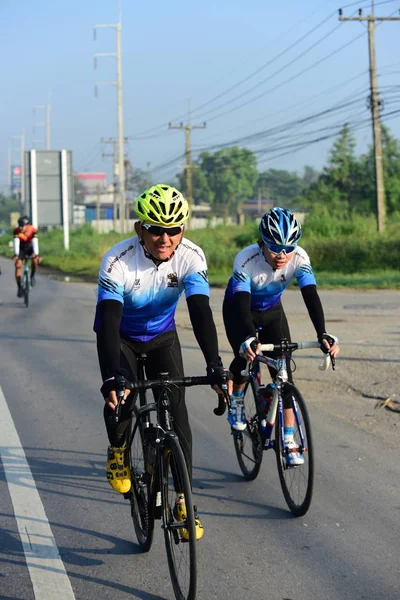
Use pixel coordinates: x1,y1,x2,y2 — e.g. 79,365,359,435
0,257,399,600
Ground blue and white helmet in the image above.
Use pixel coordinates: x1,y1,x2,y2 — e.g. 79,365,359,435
259,207,302,246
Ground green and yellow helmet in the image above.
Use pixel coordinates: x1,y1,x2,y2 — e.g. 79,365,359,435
135,184,190,226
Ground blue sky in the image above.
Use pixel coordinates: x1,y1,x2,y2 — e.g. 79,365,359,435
1,0,400,192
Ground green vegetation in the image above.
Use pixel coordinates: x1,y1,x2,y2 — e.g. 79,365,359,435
1,217,399,288
0,193,18,230
2,124,400,288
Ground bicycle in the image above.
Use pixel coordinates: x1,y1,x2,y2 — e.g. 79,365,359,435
113,358,228,600
224,338,335,517
20,256,32,307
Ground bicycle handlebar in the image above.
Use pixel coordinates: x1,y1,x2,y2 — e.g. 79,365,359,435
127,374,210,391
258,341,333,371
113,373,230,423
240,340,336,379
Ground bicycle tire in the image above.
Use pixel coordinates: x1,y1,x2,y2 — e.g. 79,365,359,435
23,271,29,307
127,405,155,552
275,382,314,517
233,378,263,480
162,434,197,600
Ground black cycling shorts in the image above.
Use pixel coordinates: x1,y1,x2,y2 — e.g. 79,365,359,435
223,299,294,387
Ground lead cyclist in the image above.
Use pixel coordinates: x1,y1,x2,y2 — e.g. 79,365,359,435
94,184,231,540
222,207,340,465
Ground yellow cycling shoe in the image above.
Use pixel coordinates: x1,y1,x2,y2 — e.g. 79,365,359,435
106,445,131,494
174,495,204,541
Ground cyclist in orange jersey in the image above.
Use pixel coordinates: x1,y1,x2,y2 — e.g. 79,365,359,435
13,216,41,297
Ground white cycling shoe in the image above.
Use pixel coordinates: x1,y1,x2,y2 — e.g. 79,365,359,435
227,400,247,431
285,439,304,466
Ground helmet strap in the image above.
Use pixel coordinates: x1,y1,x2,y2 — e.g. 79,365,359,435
139,238,176,264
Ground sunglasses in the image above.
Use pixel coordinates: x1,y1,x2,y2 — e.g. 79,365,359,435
266,242,296,254
141,224,183,237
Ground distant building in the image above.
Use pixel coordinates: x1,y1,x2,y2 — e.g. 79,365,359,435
74,172,107,195
74,172,112,204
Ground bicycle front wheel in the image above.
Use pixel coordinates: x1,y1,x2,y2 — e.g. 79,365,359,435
127,406,155,552
233,378,263,480
275,383,314,517
23,271,29,307
162,434,197,600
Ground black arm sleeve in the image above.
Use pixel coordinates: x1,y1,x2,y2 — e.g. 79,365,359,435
233,291,257,340
300,284,326,339
186,294,220,367
96,299,123,380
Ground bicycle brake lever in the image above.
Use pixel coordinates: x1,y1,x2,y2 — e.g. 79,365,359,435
114,375,126,424
213,391,228,416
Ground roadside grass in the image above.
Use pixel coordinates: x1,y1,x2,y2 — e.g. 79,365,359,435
1,222,399,289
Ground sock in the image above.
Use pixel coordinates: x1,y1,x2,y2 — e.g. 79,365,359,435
231,390,244,404
284,426,294,444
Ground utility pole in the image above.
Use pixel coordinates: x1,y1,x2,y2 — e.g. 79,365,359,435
339,4,400,233
12,132,25,211
168,106,206,228
7,149,11,194
96,185,101,232
101,136,128,232
33,96,51,149
94,8,126,234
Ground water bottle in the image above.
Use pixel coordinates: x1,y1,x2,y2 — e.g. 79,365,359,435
258,383,275,419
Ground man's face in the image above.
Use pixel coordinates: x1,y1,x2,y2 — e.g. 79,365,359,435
262,243,295,270
137,222,184,261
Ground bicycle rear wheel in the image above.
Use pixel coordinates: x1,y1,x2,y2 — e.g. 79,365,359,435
127,405,155,552
162,434,197,600
23,271,29,307
233,378,263,480
275,383,314,517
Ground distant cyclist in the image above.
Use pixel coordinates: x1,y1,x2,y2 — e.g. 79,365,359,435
223,207,339,465
13,216,41,297
94,184,231,540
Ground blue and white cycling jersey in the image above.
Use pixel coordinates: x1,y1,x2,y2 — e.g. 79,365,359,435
94,236,209,342
224,243,316,312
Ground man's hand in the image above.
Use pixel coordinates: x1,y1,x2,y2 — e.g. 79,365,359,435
319,333,340,359
100,377,130,411
12,255,18,263
239,336,261,362
206,364,233,396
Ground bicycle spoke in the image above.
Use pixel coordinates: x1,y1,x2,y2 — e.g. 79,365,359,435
233,379,263,480
162,436,197,600
127,407,155,552
276,383,314,516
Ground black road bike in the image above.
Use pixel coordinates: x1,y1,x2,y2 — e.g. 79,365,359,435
114,358,228,600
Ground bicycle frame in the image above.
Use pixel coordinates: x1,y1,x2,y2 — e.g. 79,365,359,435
241,341,332,455
20,256,32,307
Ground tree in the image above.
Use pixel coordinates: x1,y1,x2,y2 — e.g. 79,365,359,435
198,147,258,218
302,165,319,187
378,125,400,215
257,169,305,204
0,193,18,229
323,123,357,200
125,163,151,196
73,177,88,204
177,167,212,205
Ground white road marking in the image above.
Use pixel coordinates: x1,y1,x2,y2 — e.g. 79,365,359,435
0,385,76,599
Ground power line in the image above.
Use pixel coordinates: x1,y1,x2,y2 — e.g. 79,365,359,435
203,29,367,124
127,1,378,141
339,5,400,232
